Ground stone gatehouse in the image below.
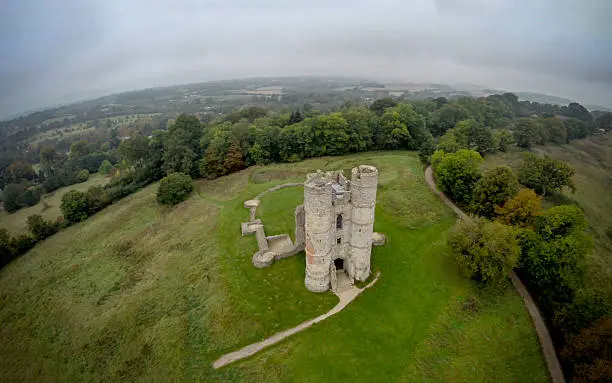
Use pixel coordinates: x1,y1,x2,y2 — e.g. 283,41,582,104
241,165,383,293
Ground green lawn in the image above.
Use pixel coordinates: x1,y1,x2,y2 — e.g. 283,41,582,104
483,134,612,301
0,173,110,235
0,152,549,382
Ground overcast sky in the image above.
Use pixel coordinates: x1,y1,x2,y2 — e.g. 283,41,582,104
1,0,611,118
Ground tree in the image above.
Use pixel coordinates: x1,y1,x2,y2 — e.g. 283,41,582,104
110,127,120,149
493,129,514,152
431,103,469,136
5,161,36,183
70,140,91,158
370,97,397,116
40,146,61,176
471,166,519,218
431,149,483,206
118,135,150,168
495,189,542,228
223,142,246,174
60,190,90,223
418,134,435,165
561,318,612,383
157,173,193,206
2,183,24,213
163,114,202,176
595,112,612,132
536,205,587,240
455,119,495,154
27,214,58,241
98,160,113,175
514,119,540,148
518,153,575,196
449,217,520,284
540,117,567,144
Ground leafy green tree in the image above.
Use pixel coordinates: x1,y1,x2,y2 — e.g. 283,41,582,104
40,146,61,176
564,118,589,141
536,205,587,240
562,102,592,122
432,149,483,205
370,97,397,116
595,112,612,132
110,127,120,149
436,129,463,153
342,107,375,152
375,110,411,149
518,153,575,196
98,160,113,175
540,117,567,144
5,161,36,183
223,142,246,174
455,119,495,154
2,183,24,213
26,214,58,241
449,217,520,284
495,189,542,228
60,190,90,223
493,129,514,152
119,135,150,168
471,166,519,218
432,103,469,136
70,140,91,158
514,119,540,148
157,173,193,206
163,114,202,176
418,134,435,165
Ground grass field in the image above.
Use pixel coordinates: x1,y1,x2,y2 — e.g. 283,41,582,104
0,174,110,235
483,134,612,301
0,152,548,382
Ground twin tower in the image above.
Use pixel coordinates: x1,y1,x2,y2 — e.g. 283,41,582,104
303,165,379,292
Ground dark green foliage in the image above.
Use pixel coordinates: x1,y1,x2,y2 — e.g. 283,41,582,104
0,229,13,266
60,190,90,223
564,118,589,141
156,173,193,206
431,103,469,136
74,169,90,183
27,215,59,241
518,153,575,196
98,160,113,175
493,129,514,152
9,234,36,255
536,205,587,240
595,112,612,132
163,114,202,176
514,119,540,148
370,97,397,116
431,149,483,206
2,183,41,213
418,134,435,165
471,166,519,218
540,117,567,144
449,217,520,284
561,318,612,382
553,289,611,335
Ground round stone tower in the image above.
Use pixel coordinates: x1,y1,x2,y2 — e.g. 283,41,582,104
304,176,334,292
349,165,378,281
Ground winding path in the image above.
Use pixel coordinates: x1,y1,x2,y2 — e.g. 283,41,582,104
424,166,564,383
212,272,380,369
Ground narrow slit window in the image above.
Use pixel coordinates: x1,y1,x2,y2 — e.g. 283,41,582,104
336,214,343,229
337,237,342,244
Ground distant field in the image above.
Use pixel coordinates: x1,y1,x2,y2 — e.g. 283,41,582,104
484,134,612,300
0,152,548,382
0,174,109,235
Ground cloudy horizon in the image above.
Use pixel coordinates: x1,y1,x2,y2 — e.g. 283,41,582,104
1,0,611,118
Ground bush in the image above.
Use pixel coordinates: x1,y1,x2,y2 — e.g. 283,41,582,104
157,173,193,206
98,159,113,175
9,234,36,255
86,186,111,214
74,169,90,183
26,214,59,241
448,217,520,284
561,318,612,382
0,229,14,266
495,189,542,228
2,183,24,213
60,190,90,223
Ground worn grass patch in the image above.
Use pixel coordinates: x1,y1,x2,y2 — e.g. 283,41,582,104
0,151,548,382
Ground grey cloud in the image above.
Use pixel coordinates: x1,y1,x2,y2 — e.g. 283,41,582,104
1,0,612,118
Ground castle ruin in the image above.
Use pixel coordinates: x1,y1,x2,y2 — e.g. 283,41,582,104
241,165,383,293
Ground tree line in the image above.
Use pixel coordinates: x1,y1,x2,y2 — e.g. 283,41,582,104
432,149,609,382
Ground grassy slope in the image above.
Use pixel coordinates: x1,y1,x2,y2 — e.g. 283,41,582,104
0,173,110,235
483,135,612,300
0,152,548,382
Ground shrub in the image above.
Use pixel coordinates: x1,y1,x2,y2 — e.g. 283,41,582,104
20,186,42,207
9,234,36,255
157,173,193,206
60,190,90,223
0,229,14,266
74,169,90,183
27,215,59,241
98,160,113,175
561,318,612,382
86,186,111,214
448,217,520,284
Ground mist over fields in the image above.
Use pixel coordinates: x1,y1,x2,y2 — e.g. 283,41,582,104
1,0,612,117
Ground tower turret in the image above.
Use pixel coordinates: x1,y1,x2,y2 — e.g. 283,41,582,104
349,165,378,281
303,174,335,292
